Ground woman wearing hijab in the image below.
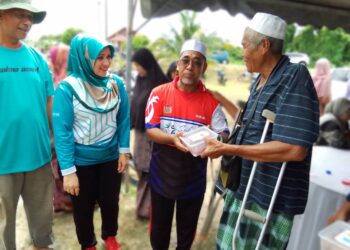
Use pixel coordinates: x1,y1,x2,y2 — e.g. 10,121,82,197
49,43,69,87
166,60,178,81
49,43,73,213
312,58,332,115
131,48,168,219
52,34,130,250
316,97,350,149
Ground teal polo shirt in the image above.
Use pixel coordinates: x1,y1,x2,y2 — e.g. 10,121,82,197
0,43,54,174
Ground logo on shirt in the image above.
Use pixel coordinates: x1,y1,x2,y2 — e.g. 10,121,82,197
195,114,206,120
145,94,159,123
164,104,172,114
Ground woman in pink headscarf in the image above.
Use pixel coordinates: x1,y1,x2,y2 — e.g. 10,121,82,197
49,43,73,213
50,44,69,87
312,58,332,115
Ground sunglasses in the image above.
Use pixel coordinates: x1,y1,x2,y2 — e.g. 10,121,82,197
178,58,204,68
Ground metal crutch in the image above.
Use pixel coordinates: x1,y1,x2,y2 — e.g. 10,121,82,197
232,109,288,250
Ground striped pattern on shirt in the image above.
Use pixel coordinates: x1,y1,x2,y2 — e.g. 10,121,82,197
235,56,320,215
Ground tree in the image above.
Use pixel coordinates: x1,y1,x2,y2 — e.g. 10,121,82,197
285,25,350,66
151,11,201,57
33,34,61,51
149,11,231,64
283,24,296,52
132,35,150,50
32,28,84,52
60,28,84,45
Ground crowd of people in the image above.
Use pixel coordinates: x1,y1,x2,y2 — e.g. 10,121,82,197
1,0,350,250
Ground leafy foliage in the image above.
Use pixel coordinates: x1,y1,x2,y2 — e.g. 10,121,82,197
60,28,84,45
32,28,83,52
33,12,350,67
32,34,61,51
149,11,242,65
226,44,243,64
283,24,296,53
285,25,350,67
132,35,150,50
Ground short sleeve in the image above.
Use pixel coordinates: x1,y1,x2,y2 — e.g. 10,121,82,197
210,105,229,134
43,61,54,96
145,87,163,129
32,47,54,97
273,65,320,146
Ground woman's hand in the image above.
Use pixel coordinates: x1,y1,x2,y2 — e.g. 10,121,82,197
63,173,80,196
118,153,130,173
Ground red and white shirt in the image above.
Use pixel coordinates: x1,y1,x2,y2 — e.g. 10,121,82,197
145,77,228,135
145,77,229,199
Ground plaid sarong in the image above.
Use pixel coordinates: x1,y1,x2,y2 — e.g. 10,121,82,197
216,190,293,250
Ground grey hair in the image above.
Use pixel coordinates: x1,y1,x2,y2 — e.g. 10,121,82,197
245,27,284,54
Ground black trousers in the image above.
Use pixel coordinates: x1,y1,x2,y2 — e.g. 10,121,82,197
150,187,204,250
70,160,122,249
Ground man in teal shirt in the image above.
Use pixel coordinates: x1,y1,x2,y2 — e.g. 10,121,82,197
0,1,54,249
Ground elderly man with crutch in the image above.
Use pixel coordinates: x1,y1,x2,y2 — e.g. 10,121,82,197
201,13,320,250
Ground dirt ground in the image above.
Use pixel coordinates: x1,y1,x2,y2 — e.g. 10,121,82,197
15,64,251,250
15,160,223,250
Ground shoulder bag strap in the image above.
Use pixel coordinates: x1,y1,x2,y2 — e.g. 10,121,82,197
235,85,265,145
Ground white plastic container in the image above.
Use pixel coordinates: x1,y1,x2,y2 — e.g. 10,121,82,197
319,221,350,250
180,126,218,157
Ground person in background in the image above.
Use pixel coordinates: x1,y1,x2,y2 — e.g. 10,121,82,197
166,60,178,81
145,39,229,250
312,58,332,115
328,194,350,224
316,97,350,149
201,13,319,249
49,43,69,86
345,79,350,100
131,48,168,220
0,1,54,249
49,43,73,213
52,34,130,250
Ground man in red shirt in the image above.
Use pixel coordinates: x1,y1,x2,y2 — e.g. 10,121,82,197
145,39,229,250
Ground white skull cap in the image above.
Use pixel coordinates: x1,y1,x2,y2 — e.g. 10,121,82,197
248,12,287,40
180,39,206,58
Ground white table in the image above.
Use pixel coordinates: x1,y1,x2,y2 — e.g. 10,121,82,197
287,146,350,250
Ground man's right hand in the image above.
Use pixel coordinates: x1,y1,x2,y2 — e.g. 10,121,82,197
63,173,80,196
173,133,189,153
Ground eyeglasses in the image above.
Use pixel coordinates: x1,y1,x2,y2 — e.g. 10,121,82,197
178,58,204,68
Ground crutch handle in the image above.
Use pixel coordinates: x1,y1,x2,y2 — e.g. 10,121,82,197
243,209,266,223
262,109,276,123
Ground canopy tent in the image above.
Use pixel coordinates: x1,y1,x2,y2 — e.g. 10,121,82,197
124,0,350,92
140,0,350,32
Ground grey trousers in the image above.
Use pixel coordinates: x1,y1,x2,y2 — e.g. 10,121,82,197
0,162,54,250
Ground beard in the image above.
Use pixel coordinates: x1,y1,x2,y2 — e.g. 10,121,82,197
180,77,196,85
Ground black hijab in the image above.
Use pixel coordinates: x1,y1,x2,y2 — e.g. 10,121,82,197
131,48,168,131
